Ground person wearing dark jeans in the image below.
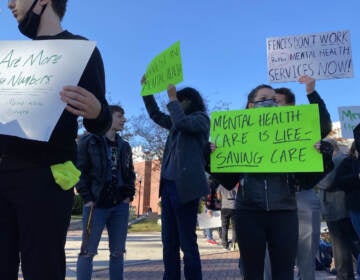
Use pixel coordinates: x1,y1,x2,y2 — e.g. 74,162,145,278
161,180,202,279
318,138,360,280
221,208,236,249
335,130,360,277
2,1,111,279
207,78,333,280
327,218,360,280
236,210,298,280
217,184,237,250
141,79,210,280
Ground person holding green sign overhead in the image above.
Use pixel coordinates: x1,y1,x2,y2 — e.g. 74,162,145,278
2,1,112,279
262,75,333,280
141,76,209,280
273,75,332,280
207,79,333,280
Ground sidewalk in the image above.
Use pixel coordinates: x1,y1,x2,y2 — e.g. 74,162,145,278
65,222,242,279
19,219,337,279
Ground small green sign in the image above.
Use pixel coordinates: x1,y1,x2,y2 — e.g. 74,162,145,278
141,41,183,96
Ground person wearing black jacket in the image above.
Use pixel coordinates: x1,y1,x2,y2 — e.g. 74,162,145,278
335,123,360,277
141,77,209,280
207,76,333,280
271,75,332,280
1,1,111,279
76,105,135,280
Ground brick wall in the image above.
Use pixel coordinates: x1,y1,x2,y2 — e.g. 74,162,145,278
133,160,161,215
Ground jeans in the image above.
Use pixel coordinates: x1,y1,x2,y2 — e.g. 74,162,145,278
350,211,360,276
221,208,236,248
161,179,202,280
236,209,298,280
205,228,214,239
327,218,360,280
77,202,129,280
0,167,74,280
295,189,321,280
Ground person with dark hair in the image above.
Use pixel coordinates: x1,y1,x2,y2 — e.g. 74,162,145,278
2,1,111,279
76,105,135,280
203,176,222,245
217,183,237,250
318,138,360,280
236,84,300,280
207,76,333,280
274,87,296,105
273,75,332,280
335,124,360,277
141,76,210,280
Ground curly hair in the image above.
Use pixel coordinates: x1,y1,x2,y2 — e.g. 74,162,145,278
176,87,206,114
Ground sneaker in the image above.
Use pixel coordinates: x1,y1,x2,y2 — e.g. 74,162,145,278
207,239,218,245
222,245,230,250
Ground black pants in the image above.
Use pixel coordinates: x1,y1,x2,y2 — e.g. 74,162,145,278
327,218,360,280
236,209,298,280
0,167,74,280
221,208,236,248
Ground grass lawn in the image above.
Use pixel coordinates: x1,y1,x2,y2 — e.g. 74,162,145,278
128,216,161,233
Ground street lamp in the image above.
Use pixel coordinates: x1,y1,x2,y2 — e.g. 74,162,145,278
137,176,142,217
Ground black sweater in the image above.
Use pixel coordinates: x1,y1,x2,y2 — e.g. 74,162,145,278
0,31,111,168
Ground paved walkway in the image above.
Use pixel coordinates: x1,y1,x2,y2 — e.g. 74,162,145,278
19,219,337,279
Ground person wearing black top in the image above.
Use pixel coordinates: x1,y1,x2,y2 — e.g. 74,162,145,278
2,1,111,279
335,124,360,277
76,105,135,280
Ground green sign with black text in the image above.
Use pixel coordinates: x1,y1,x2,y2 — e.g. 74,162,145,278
141,41,183,96
210,104,323,173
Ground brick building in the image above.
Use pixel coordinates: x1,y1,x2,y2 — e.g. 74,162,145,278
132,146,161,215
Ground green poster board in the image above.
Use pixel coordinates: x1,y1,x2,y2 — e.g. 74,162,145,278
210,104,323,173
141,41,183,96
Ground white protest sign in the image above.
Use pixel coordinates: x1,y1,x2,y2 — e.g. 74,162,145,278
338,106,360,138
197,210,222,229
0,40,96,141
267,30,353,83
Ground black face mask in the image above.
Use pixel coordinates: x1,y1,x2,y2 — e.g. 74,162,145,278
253,99,277,108
18,0,47,39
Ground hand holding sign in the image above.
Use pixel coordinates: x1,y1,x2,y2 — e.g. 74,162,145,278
167,84,177,101
0,40,96,141
298,75,315,95
60,85,101,119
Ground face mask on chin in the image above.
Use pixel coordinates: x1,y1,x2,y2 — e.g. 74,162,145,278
253,99,277,108
18,0,47,39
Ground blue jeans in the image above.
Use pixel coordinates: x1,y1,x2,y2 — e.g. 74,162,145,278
77,202,129,280
350,211,360,275
161,179,202,280
295,189,320,280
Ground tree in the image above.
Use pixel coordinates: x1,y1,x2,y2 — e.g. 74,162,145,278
124,94,231,165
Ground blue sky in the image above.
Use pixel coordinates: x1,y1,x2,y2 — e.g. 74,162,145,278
1,0,359,122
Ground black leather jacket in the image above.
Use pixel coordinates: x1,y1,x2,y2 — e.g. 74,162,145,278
75,134,136,204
